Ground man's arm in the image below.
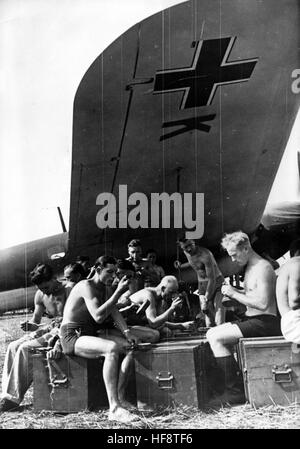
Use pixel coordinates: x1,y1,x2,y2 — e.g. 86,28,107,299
276,265,291,316
110,308,139,345
20,290,45,331
163,321,195,330
146,296,182,329
174,260,190,270
83,276,130,323
222,265,275,311
202,252,217,301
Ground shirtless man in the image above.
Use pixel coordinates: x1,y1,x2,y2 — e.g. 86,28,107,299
206,231,281,405
0,263,67,412
175,237,225,327
129,275,194,336
60,255,151,423
126,239,155,288
145,249,165,286
113,259,160,343
63,262,86,293
75,255,91,278
276,239,300,343
112,259,139,308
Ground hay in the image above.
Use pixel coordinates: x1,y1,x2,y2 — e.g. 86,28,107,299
1,314,300,429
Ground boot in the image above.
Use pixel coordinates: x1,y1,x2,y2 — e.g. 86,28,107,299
207,355,245,408
207,357,225,396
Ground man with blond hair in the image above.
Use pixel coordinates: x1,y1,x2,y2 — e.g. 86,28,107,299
206,231,281,405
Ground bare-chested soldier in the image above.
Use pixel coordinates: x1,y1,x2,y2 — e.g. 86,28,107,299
60,255,151,423
206,231,281,405
129,275,195,336
0,263,67,412
276,239,300,343
174,237,225,327
113,259,160,343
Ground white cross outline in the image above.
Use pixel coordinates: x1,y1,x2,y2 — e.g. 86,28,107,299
153,37,259,109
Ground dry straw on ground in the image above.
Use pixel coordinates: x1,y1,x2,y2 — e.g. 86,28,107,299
1,312,300,429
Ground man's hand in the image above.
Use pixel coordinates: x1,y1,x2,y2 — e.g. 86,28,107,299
123,329,140,347
20,321,39,332
199,295,209,312
174,260,181,269
46,342,62,360
221,284,237,298
116,276,131,294
170,296,183,310
180,321,195,331
117,295,132,309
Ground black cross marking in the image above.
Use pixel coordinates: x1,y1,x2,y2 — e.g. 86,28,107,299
153,37,258,109
160,114,216,141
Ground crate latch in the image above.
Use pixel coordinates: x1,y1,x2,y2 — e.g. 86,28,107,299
156,371,174,389
272,364,292,383
47,359,69,388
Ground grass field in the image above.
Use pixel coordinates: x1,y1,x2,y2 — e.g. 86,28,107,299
0,312,300,430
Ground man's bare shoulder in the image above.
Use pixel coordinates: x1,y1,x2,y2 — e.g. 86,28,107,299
195,247,216,264
286,256,300,267
200,247,215,259
68,279,97,298
34,289,44,304
130,287,154,301
255,258,276,278
279,257,300,275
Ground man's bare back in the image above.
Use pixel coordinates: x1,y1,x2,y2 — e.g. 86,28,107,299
277,254,300,344
130,277,194,332
277,256,300,313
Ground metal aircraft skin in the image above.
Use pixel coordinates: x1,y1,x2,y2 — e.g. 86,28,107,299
68,0,300,268
0,0,299,312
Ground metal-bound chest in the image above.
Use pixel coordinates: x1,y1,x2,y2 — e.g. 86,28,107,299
134,338,213,410
32,353,108,413
160,327,209,342
238,336,300,407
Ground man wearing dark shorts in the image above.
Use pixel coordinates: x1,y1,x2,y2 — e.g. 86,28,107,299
206,231,281,406
60,255,153,423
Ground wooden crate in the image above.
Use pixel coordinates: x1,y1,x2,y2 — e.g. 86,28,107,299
134,338,213,410
160,327,209,342
32,353,108,413
238,336,300,407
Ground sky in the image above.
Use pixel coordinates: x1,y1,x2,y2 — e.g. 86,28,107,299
0,0,299,250
0,0,184,250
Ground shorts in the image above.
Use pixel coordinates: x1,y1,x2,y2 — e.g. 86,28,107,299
233,314,281,338
60,323,97,355
281,309,300,343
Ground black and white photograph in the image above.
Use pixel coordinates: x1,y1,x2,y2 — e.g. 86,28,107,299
0,0,300,434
